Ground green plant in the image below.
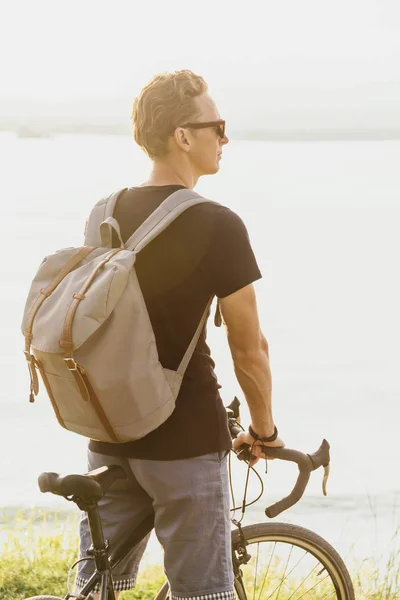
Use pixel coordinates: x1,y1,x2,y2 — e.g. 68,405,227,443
1,510,400,599
0,530,77,599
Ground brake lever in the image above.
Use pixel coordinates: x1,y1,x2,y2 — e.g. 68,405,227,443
322,464,330,496
307,438,331,496
236,446,254,462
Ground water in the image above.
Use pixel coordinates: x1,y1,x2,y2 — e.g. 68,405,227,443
1,132,399,565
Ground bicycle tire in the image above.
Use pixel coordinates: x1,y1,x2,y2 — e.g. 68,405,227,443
153,521,353,600
154,581,169,600
23,596,64,599
233,522,354,600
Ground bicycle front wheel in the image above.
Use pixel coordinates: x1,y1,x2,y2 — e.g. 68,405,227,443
233,522,354,600
23,596,64,599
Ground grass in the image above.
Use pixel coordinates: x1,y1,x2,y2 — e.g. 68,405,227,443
351,528,400,599
0,528,165,600
0,508,166,600
0,511,399,599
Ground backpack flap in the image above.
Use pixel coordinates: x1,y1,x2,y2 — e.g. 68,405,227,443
22,246,135,355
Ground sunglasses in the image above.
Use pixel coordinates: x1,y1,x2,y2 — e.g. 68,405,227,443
180,119,226,140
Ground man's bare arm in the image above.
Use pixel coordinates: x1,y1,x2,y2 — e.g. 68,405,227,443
219,284,274,436
219,284,284,458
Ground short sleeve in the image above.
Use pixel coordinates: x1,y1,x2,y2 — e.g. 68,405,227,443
205,207,262,298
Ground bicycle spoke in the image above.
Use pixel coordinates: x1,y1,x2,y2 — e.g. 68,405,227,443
234,525,353,600
257,542,276,600
276,544,293,600
253,542,260,600
286,555,319,600
292,572,331,599
265,544,293,600
243,541,340,600
320,590,337,599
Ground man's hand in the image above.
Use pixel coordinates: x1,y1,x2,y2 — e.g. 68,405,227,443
233,431,285,467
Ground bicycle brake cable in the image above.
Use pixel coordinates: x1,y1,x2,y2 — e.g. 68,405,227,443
229,422,265,522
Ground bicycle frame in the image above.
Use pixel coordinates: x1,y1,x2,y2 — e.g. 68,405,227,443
37,407,331,600
68,501,155,600
69,499,248,600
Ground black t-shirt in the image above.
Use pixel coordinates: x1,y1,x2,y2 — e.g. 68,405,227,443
89,185,262,460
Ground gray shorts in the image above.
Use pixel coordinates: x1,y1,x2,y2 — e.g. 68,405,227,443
76,449,234,599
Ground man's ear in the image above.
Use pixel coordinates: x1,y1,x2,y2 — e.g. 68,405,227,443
174,127,191,152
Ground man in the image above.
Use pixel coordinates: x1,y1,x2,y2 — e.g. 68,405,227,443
76,69,284,600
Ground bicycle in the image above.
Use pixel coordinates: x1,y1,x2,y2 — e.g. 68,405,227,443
24,399,355,600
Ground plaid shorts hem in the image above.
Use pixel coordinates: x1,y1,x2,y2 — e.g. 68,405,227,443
171,590,235,600
75,575,136,593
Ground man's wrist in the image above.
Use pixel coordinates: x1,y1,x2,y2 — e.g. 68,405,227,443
249,424,278,442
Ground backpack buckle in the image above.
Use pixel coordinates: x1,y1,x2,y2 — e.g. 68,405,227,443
64,357,79,371
24,350,39,399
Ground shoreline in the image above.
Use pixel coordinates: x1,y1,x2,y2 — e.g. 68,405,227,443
2,126,400,142
1,492,398,561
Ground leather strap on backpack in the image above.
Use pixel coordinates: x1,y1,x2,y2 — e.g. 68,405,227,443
59,248,122,443
35,360,66,429
23,246,96,403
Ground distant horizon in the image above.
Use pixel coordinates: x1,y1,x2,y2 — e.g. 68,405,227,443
2,119,400,142
2,78,400,134
2,80,400,141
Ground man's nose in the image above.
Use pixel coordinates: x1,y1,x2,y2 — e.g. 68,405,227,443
221,134,229,145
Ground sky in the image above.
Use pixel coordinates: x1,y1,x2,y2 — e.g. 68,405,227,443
1,0,400,128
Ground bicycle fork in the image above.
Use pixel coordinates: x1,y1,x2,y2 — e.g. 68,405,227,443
232,521,251,600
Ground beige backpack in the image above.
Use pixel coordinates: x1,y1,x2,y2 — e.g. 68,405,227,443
21,188,214,442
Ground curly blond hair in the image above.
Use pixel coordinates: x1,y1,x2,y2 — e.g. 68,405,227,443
132,70,208,159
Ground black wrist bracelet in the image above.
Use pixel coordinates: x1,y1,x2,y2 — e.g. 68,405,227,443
248,424,278,442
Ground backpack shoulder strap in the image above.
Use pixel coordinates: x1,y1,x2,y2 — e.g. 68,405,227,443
84,188,127,247
125,189,216,253
124,188,218,375
177,296,214,376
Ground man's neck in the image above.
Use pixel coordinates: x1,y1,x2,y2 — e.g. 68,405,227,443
141,160,198,189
